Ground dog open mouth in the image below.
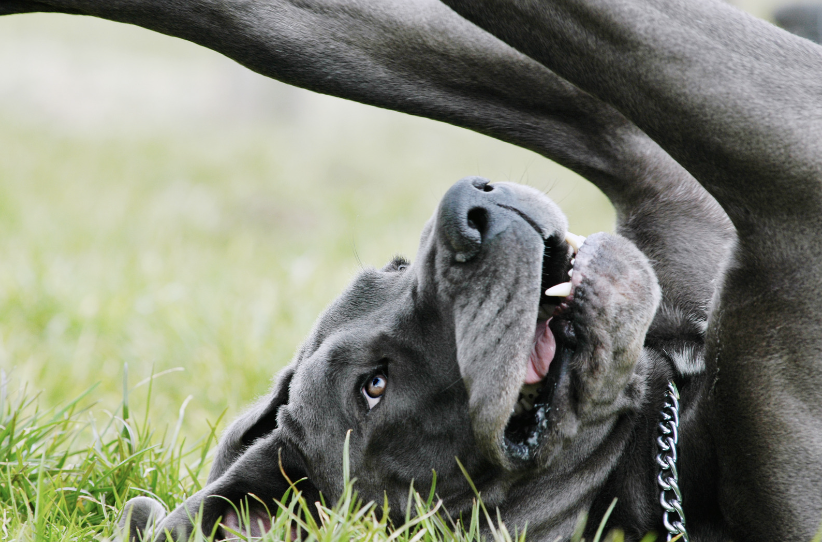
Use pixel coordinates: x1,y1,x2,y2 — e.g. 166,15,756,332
504,232,585,460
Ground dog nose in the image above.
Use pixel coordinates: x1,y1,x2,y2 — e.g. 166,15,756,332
439,177,495,263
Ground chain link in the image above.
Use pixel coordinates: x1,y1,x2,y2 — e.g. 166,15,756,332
656,381,689,542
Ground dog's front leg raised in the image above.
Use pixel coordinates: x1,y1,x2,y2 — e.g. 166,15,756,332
443,0,822,538
2,0,735,360
0,0,633,179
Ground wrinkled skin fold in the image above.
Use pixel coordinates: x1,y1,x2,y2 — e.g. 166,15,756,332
5,0,821,540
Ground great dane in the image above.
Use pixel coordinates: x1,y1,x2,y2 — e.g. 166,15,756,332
4,0,821,540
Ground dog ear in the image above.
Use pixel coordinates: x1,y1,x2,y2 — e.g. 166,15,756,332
207,365,295,484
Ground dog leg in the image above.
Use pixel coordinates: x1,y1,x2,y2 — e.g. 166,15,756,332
3,0,734,362
442,0,822,538
151,434,312,542
116,496,167,542
0,1,80,13
0,0,640,177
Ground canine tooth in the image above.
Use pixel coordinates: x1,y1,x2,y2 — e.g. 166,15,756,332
567,269,574,277
565,232,586,253
570,258,575,266
545,281,572,297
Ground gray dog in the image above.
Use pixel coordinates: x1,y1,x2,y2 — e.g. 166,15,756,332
4,0,822,540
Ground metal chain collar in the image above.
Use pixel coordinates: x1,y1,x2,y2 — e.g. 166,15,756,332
656,381,689,542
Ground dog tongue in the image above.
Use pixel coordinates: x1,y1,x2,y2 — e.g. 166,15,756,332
525,319,556,384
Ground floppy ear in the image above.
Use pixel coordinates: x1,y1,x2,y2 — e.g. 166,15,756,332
207,365,295,484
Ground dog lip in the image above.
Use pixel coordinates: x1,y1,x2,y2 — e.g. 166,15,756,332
495,203,549,238
503,350,564,460
500,237,574,459
502,235,586,460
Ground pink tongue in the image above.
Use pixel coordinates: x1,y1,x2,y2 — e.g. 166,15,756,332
525,319,556,384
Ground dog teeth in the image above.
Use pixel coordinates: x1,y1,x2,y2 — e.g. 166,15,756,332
545,281,572,297
565,232,586,253
521,383,542,396
514,383,543,416
567,269,573,277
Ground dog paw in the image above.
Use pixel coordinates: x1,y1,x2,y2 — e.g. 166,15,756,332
116,496,167,542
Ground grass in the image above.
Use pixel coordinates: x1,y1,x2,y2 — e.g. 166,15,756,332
0,370,215,541
0,12,617,542
1,370,637,542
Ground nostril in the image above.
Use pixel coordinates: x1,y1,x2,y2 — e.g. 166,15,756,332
471,178,494,192
467,208,489,236
440,179,495,263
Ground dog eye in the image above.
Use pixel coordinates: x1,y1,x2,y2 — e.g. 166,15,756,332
397,264,408,272
362,374,387,409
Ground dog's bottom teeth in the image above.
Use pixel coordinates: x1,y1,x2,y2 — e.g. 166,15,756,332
521,383,542,397
545,281,572,297
514,383,543,415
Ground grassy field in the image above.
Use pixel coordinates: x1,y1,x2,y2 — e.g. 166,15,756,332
0,11,624,542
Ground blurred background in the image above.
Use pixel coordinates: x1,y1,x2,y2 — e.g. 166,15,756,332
0,2,815,442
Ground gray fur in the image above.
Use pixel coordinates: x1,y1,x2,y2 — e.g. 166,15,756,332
4,0,821,540
116,496,166,542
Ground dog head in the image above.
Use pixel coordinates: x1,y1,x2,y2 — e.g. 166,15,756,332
126,178,660,541
235,176,660,512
